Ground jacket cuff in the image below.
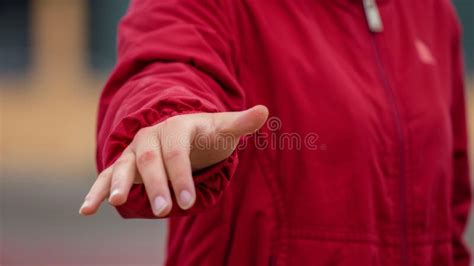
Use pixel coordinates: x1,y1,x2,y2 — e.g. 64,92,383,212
116,150,237,219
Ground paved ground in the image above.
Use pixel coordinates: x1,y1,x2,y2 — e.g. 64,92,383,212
1,171,167,265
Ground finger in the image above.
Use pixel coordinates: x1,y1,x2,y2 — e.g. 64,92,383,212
134,129,172,217
160,121,195,210
79,166,113,216
213,105,269,137
108,151,136,206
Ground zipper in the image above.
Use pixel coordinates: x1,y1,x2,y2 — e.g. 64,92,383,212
371,36,409,266
362,1,409,265
363,0,384,32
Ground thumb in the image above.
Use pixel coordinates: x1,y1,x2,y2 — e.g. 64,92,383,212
213,105,269,137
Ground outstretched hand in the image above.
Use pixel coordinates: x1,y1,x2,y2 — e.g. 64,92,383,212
79,105,269,217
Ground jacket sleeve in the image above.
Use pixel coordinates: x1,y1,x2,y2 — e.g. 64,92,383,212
96,0,244,218
449,15,472,266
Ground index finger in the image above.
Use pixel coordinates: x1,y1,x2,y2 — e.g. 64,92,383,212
79,166,113,216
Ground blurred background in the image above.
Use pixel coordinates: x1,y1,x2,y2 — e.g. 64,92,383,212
0,0,473,265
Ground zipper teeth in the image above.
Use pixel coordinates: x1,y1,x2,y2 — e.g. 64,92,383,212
370,36,409,266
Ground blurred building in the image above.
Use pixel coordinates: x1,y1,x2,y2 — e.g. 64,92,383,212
1,0,128,174
0,1,170,265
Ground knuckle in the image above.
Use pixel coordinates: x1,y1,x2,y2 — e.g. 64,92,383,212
137,150,159,167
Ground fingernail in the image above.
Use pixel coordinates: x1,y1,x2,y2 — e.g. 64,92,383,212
109,189,120,202
79,200,89,215
179,190,193,209
153,196,168,215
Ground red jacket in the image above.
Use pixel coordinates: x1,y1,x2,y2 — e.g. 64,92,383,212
96,0,471,265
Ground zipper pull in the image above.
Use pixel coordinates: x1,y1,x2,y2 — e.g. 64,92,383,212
363,0,383,33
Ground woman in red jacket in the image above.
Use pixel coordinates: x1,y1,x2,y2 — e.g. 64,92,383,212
80,0,471,265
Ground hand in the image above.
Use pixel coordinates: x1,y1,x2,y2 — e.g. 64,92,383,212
79,105,269,217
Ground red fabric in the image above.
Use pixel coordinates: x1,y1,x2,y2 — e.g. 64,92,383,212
96,0,471,265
